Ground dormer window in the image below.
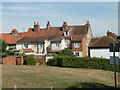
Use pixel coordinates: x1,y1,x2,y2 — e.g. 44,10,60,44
17,34,21,38
63,31,69,36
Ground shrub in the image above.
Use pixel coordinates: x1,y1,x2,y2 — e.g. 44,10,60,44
7,51,15,55
60,48,74,56
47,56,120,72
2,52,8,57
26,56,36,65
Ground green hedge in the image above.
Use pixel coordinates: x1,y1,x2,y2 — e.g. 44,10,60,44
26,56,37,65
47,56,120,72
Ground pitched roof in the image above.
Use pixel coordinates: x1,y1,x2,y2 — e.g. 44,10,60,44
0,32,26,44
17,24,90,43
51,36,64,42
18,36,47,43
71,34,86,41
89,36,118,48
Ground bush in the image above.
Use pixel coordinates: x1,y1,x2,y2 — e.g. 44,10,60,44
60,48,74,56
47,56,120,72
2,52,8,57
7,51,15,55
26,56,36,65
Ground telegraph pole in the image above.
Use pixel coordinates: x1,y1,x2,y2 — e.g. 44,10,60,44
113,43,117,88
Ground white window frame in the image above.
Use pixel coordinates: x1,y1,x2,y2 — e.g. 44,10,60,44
39,43,43,48
74,43,80,48
63,31,69,36
56,42,60,47
65,41,68,48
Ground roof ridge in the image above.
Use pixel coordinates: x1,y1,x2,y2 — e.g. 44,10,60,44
107,36,117,43
89,37,101,46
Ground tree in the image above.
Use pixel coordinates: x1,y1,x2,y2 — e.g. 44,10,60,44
0,39,7,53
60,48,74,56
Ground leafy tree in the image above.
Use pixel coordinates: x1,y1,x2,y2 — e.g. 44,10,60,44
18,51,26,56
60,48,74,56
0,39,7,53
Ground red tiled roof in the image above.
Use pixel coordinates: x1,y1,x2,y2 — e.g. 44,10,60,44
71,34,86,41
51,36,64,42
23,49,34,52
12,24,89,43
89,36,118,48
0,32,26,44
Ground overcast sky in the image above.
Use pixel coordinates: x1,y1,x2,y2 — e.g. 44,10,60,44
1,2,118,37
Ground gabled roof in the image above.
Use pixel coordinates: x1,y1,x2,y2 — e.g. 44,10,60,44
8,23,90,43
89,36,118,48
0,32,26,44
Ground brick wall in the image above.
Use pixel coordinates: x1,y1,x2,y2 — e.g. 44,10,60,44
2,56,25,65
2,55,46,65
2,56,16,65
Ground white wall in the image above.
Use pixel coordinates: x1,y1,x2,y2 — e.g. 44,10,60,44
44,39,51,54
90,48,119,59
51,39,65,50
16,42,23,50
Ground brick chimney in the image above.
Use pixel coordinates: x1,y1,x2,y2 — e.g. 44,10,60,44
107,31,117,38
34,22,40,32
62,21,68,30
87,21,89,24
11,29,18,36
46,21,50,29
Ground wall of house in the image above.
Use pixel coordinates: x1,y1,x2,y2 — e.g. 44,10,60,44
82,25,92,56
89,48,119,59
44,40,51,54
72,42,82,51
51,39,65,50
64,39,70,48
16,42,23,50
81,37,87,56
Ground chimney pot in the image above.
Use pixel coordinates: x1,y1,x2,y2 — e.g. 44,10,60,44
34,21,40,32
11,29,18,36
63,21,67,25
34,22,36,25
87,21,89,24
46,21,50,29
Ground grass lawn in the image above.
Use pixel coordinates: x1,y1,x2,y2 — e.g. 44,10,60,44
2,65,119,88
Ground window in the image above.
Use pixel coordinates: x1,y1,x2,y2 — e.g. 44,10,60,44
24,43,28,48
38,43,43,48
74,43,80,48
75,52,79,57
63,31,69,36
65,42,68,48
56,42,60,47
17,34,21,38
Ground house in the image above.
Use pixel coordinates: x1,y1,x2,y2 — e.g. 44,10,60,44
0,29,26,50
16,21,93,57
88,31,119,59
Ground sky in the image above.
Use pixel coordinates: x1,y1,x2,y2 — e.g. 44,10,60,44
1,2,119,37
